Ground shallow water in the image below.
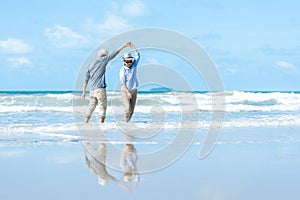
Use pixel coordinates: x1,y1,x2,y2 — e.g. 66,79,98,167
1,91,300,144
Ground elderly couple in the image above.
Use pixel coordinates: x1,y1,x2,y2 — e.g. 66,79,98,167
82,41,140,123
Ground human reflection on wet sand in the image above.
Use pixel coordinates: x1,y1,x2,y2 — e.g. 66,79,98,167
120,143,140,191
83,142,129,192
83,138,140,193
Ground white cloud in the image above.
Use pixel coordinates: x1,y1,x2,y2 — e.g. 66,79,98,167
7,57,32,68
44,24,85,47
276,61,298,72
83,14,131,35
100,13,131,31
122,0,148,17
83,0,148,34
0,38,30,54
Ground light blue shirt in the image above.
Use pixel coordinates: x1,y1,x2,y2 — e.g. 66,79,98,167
119,52,140,91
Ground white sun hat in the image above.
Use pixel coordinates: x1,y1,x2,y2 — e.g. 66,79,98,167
122,52,133,60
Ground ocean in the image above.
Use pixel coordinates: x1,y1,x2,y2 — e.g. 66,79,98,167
1,90,300,146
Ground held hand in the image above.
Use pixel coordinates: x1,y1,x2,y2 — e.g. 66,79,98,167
124,41,131,47
129,42,137,52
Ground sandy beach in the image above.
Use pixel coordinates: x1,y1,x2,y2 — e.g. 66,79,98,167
1,126,299,200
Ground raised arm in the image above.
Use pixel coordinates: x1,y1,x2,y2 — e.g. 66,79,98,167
129,42,140,63
106,42,131,61
118,41,131,53
129,42,138,53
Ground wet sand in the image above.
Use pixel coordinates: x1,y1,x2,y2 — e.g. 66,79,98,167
1,126,300,200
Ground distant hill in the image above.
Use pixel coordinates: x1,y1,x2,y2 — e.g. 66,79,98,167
149,87,172,92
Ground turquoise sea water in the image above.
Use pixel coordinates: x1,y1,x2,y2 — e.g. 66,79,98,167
1,90,300,144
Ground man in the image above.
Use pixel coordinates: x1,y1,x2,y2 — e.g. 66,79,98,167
119,42,140,122
83,142,114,186
82,42,130,123
120,143,140,183
84,142,129,191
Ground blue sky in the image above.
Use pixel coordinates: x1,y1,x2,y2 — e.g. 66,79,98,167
0,0,299,91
